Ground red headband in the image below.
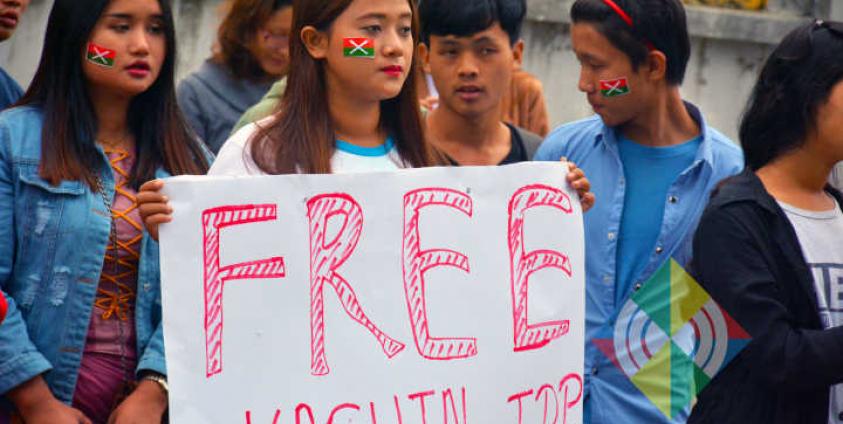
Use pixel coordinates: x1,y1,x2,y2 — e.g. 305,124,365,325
600,0,656,50
601,0,634,27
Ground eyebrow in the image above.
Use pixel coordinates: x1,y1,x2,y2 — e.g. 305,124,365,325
471,36,496,45
438,39,463,47
356,12,413,21
575,51,598,61
104,13,164,20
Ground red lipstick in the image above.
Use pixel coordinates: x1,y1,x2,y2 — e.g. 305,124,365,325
126,61,151,78
381,65,403,77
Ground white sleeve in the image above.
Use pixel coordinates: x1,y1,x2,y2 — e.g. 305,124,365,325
208,123,265,176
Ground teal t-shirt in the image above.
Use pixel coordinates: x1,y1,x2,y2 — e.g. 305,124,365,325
615,132,702,305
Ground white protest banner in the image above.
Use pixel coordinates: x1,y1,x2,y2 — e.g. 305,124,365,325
160,163,585,424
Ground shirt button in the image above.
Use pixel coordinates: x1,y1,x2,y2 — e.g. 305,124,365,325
634,282,643,291
603,275,612,284
591,366,599,376
655,246,664,254
608,232,616,241
668,195,679,204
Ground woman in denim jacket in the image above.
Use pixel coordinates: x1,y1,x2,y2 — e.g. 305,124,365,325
0,0,209,422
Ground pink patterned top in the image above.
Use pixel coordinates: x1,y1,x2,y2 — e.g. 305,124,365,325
72,149,141,424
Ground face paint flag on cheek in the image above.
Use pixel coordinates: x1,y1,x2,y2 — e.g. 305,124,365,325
600,77,631,98
86,43,117,68
343,37,375,59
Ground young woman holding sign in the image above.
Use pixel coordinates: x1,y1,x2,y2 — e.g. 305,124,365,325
690,20,843,424
139,0,594,240
0,0,209,422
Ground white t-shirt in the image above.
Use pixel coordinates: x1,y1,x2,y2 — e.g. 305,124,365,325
209,118,407,176
779,200,843,424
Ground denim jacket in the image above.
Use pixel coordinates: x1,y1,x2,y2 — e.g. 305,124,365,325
0,106,167,404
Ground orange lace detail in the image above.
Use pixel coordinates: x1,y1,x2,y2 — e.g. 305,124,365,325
95,148,141,321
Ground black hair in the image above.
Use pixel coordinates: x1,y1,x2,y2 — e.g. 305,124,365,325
570,0,690,85
17,0,209,188
419,0,526,45
740,20,843,171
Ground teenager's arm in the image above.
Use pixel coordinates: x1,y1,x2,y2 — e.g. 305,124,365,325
692,205,843,390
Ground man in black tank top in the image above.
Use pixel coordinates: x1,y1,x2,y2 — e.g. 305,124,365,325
418,0,542,166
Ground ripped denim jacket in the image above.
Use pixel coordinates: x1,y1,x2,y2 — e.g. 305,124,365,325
0,106,167,404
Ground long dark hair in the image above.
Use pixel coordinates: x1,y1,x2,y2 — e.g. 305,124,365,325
740,20,843,171
250,0,436,174
17,0,209,188
214,0,293,80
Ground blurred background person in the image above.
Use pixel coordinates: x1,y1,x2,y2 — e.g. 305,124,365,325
178,0,293,153
418,0,546,165
0,0,30,110
501,68,549,137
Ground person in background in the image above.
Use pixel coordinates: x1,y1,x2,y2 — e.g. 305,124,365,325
502,68,549,137
230,73,287,135
418,0,553,165
534,0,743,422
0,0,209,422
0,0,30,110
420,70,549,138
690,20,843,424
178,0,293,153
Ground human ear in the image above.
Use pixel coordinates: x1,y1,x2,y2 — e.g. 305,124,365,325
647,49,668,82
512,39,525,70
301,25,329,59
418,43,431,73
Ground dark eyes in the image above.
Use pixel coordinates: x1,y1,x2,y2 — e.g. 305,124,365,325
109,21,165,35
362,25,412,36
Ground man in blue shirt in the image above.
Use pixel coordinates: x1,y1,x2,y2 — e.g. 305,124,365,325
0,0,29,110
535,0,743,422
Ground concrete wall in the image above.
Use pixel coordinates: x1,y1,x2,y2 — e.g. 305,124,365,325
522,0,818,139
0,0,830,141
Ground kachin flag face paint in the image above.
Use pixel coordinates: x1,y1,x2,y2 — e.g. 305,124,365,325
87,43,116,68
343,38,375,59
600,77,631,98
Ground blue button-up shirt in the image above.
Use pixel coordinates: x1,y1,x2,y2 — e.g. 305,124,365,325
535,103,743,423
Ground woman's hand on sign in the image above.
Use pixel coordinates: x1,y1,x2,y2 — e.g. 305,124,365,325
107,380,167,424
138,179,172,242
566,161,595,213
